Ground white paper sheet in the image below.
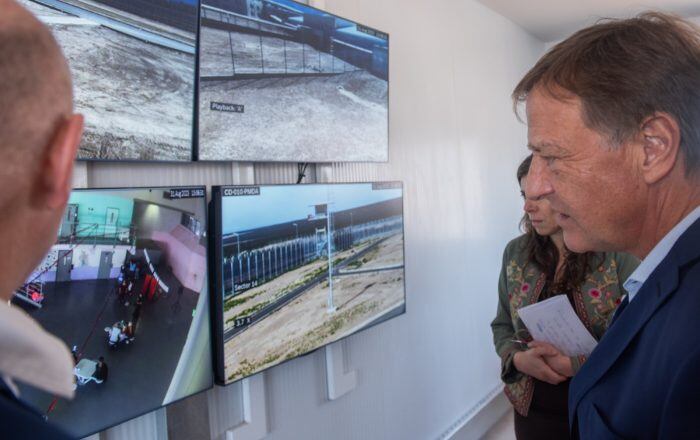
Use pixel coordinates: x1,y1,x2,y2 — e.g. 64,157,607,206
517,295,598,357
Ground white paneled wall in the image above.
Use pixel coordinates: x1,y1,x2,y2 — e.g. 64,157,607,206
88,162,251,188
74,0,544,438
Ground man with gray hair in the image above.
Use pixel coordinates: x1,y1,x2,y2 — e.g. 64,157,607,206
0,0,84,437
513,12,700,439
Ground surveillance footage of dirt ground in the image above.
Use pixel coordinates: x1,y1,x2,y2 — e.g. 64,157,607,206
21,0,196,160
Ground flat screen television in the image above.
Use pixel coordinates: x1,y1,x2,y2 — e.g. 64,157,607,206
209,182,405,385
20,0,199,161
198,0,389,162
12,187,212,437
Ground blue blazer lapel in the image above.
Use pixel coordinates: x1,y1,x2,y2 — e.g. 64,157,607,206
569,217,700,421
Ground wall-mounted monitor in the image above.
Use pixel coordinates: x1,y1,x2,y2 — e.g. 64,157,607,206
12,187,212,437
198,0,389,162
209,182,405,385
21,0,198,161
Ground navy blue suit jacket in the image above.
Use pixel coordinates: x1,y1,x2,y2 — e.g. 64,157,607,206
569,217,700,439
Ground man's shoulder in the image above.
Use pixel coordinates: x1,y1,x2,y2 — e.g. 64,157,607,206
670,216,700,267
0,392,73,439
660,222,700,295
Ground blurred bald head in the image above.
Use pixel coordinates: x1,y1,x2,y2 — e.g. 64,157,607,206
0,0,83,300
0,0,73,179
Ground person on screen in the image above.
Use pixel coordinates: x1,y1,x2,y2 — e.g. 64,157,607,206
0,1,84,437
125,279,134,306
134,261,141,280
491,155,638,439
71,346,79,365
512,12,700,438
93,357,108,384
123,322,134,340
132,295,143,330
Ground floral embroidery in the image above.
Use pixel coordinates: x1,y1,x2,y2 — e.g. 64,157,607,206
581,258,623,330
504,377,534,417
506,260,528,322
497,241,630,416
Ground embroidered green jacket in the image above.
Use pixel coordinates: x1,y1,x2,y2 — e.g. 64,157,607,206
491,235,639,416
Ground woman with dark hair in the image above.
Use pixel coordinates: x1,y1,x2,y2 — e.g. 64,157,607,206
491,155,639,439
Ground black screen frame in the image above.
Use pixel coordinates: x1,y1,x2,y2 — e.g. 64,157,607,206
209,181,406,386
32,185,214,437
45,0,203,163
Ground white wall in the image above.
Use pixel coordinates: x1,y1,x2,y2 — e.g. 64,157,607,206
252,1,542,438
41,244,130,282
78,0,545,438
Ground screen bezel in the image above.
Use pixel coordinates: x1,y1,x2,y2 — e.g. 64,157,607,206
47,0,202,163
210,181,406,386
34,185,214,437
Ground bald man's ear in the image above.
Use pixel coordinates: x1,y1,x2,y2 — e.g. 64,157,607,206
638,112,681,185
37,114,83,209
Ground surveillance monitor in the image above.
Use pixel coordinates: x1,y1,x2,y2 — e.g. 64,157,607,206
209,182,405,384
12,186,212,437
198,0,389,162
20,0,199,161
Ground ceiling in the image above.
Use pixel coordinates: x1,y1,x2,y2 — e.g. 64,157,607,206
474,0,700,42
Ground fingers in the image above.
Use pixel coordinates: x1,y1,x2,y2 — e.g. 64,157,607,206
527,349,568,384
528,340,555,351
535,361,568,384
543,354,574,378
542,357,567,377
529,343,560,357
541,368,567,385
518,349,569,384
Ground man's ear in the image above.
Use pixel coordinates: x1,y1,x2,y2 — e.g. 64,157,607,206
36,114,84,209
638,112,681,185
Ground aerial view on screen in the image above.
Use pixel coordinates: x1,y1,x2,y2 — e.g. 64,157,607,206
19,0,197,160
199,0,389,162
218,183,404,383
12,187,212,437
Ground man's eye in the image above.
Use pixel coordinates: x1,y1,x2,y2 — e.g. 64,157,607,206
542,156,556,166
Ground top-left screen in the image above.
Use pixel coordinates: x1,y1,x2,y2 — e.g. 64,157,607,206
20,0,198,161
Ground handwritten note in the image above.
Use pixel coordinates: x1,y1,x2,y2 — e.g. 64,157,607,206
517,295,598,356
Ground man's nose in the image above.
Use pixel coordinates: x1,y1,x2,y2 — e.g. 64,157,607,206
527,155,555,199
524,198,536,213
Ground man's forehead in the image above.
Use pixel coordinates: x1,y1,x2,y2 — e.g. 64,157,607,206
526,86,584,124
525,91,586,155
527,140,566,154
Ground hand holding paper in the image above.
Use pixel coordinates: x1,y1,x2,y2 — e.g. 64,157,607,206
528,341,575,377
517,295,598,357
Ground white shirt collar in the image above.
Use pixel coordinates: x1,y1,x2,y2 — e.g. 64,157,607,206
624,205,700,302
0,300,75,399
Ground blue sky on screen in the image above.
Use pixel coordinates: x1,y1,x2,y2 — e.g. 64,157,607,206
222,184,401,234
271,0,321,16
270,0,386,48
